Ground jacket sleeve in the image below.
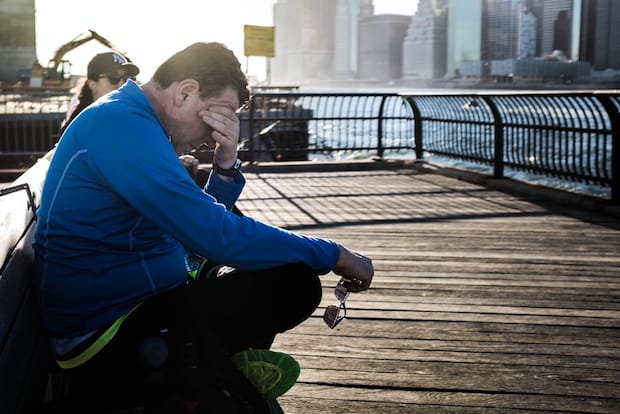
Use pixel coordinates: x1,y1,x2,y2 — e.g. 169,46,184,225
86,106,340,274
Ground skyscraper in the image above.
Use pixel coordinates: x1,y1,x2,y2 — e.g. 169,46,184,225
271,0,338,85
359,14,412,81
402,0,448,80
579,0,620,70
485,0,517,60
541,0,575,58
334,0,374,79
517,5,537,58
446,0,483,78
0,0,36,83
525,0,545,56
482,0,537,60
359,14,411,81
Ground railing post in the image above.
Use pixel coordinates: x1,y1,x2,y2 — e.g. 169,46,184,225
377,96,387,159
596,94,620,203
405,97,423,160
248,96,256,163
481,96,504,178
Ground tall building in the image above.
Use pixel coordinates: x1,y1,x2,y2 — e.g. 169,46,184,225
540,0,580,59
579,0,620,70
446,0,483,78
517,5,537,58
485,0,517,60
402,0,448,80
271,0,338,85
525,0,545,56
359,14,411,81
0,0,37,83
484,0,536,60
334,0,374,79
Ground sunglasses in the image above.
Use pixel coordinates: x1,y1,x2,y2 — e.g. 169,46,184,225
99,73,134,85
323,278,361,329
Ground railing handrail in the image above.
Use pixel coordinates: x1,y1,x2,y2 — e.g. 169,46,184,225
2,90,618,203
246,90,618,202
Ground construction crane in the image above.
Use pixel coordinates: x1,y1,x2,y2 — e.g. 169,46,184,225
24,29,130,90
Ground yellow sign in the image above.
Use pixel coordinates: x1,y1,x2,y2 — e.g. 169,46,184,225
244,25,275,57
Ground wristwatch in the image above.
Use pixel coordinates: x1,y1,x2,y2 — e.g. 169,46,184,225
213,158,242,177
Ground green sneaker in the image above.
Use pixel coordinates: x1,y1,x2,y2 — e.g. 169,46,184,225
231,349,300,400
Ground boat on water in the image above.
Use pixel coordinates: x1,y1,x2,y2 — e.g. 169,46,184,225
190,86,314,164
0,86,314,180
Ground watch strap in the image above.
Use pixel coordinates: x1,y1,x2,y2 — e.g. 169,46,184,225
213,159,242,177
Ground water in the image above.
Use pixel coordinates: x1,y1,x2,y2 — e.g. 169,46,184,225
423,154,611,199
294,89,613,200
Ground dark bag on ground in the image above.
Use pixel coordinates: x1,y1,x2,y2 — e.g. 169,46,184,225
41,322,275,414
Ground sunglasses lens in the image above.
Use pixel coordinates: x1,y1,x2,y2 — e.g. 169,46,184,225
334,284,349,302
101,73,126,85
111,74,123,84
323,305,341,328
323,279,351,329
323,299,347,329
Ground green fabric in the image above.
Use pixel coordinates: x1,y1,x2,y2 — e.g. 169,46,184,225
231,349,300,400
56,304,141,369
185,253,208,280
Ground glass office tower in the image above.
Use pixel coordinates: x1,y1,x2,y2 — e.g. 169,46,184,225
446,0,483,78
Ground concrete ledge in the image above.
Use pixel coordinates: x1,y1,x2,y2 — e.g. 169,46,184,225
409,161,620,219
240,158,409,174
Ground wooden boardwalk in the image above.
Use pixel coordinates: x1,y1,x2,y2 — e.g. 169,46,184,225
235,163,620,414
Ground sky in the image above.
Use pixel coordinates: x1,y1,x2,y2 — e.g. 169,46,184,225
35,0,419,83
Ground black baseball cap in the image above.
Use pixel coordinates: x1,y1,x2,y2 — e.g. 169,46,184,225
87,52,140,80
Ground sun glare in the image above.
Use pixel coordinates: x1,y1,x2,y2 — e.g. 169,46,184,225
35,0,417,83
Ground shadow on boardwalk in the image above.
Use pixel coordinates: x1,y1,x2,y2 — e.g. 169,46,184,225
236,163,620,414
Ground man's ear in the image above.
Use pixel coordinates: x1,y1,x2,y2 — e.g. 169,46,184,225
176,79,200,105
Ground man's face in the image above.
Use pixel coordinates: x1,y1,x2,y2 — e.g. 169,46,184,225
169,86,240,155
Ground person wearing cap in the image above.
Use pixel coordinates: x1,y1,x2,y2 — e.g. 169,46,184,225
59,51,139,136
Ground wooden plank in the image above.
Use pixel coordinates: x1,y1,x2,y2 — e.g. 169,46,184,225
275,334,619,368
289,366,618,399
2,163,616,413
236,167,620,414
282,319,620,347
279,384,619,414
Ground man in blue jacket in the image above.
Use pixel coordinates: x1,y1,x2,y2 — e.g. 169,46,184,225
33,42,373,412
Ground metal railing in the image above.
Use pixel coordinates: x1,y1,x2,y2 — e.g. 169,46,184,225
240,91,618,201
403,93,619,186
0,91,69,158
240,92,414,162
1,90,618,202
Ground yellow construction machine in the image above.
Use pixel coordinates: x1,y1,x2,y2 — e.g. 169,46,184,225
19,29,130,91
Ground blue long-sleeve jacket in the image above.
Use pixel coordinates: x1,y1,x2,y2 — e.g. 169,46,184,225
33,81,339,337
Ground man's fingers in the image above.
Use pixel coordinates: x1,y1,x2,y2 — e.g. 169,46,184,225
199,107,240,144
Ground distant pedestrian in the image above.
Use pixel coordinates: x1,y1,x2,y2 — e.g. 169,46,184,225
59,51,139,135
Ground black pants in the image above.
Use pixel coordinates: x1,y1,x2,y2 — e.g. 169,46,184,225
57,262,322,412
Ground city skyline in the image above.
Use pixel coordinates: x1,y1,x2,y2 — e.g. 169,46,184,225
32,0,420,83
2,0,618,87
268,0,619,86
